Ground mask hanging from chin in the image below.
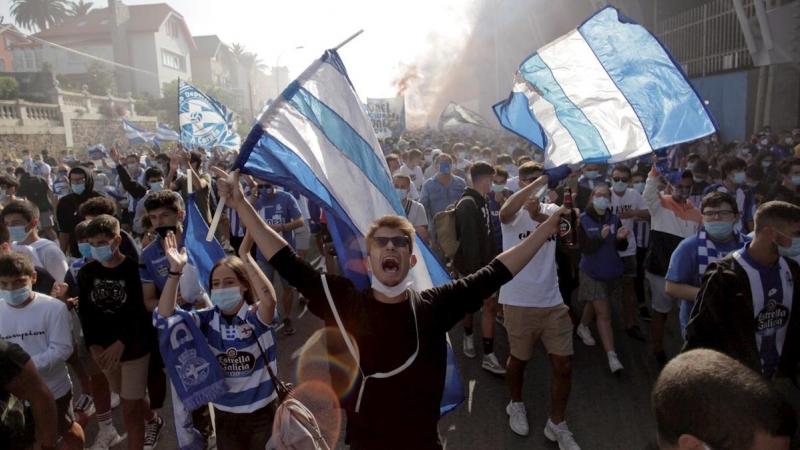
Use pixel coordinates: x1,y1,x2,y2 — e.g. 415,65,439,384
368,259,414,297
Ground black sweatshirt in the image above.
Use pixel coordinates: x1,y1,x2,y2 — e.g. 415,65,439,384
77,257,155,361
270,246,513,449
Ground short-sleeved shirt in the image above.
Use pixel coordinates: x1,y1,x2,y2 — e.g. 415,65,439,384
139,238,207,304
499,204,562,308
610,188,648,257
402,200,428,229
253,191,302,260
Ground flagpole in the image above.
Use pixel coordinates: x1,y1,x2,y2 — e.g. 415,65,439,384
206,171,231,241
333,29,364,50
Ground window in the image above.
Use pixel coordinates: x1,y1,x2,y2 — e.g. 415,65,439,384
161,49,185,71
166,18,179,37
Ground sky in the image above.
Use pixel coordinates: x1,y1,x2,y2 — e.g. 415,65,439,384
1,0,480,101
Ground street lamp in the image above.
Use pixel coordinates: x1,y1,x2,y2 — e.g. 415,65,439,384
275,46,304,99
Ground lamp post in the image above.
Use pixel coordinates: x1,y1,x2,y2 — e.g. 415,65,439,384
275,46,304,99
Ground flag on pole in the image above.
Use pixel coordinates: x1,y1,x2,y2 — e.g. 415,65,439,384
155,123,180,143
232,50,464,415
493,6,717,169
182,193,226,292
179,80,241,150
122,118,155,145
438,101,493,131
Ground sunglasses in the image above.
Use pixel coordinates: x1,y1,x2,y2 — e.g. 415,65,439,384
612,177,629,183
371,236,410,248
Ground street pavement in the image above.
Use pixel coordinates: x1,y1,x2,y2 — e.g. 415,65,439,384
75,253,684,449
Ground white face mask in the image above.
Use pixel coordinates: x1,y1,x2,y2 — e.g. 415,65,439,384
368,259,414,298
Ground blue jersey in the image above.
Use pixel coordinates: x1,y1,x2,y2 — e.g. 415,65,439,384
253,191,301,261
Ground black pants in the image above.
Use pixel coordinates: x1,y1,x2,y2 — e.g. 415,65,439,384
556,248,579,307
634,246,648,305
214,403,274,450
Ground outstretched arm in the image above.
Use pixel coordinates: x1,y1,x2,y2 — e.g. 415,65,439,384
496,206,567,276
500,174,549,224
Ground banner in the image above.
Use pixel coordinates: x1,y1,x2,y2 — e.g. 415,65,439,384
122,118,155,145
179,80,241,150
366,97,405,139
438,102,493,131
493,6,717,168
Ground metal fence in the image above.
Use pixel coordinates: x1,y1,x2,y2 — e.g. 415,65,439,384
656,0,794,77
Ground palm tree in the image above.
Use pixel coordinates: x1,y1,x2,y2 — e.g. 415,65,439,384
10,0,69,32
67,0,93,17
230,43,247,62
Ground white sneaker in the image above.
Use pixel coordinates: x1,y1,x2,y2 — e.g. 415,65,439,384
576,324,596,346
608,352,624,374
506,401,529,436
90,426,122,450
110,392,120,409
544,419,581,450
482,353,506,375
462,335,476,358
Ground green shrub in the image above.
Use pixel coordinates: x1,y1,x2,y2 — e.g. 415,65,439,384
0,77,19,100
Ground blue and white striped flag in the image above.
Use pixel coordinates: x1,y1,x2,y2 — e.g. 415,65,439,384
233,50,464,415
494,6,717,169
182,193,226,293
155,123,180,143
179,80,241,150
122,118,155,145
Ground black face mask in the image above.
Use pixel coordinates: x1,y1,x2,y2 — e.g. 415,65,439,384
155,226,178,239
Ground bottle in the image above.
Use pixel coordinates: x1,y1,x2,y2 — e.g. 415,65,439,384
560,187,577,246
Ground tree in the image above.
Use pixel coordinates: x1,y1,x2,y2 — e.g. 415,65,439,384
0,77,20,100
230,43,247,61
10,0,69,32
85,60,114,95
67,0,93,17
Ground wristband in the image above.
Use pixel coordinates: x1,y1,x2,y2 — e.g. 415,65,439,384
168,270,183,276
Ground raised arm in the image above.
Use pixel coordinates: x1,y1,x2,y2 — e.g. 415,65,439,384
213,168,289,260
240,248,277,325
155,231,185,318
500,174,549,224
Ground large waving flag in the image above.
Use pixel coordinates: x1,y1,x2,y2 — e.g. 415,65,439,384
155,123,180,143
438,101,493,131
232,50,464,415
179,80,241,150
182,193,226,292
494,6,717,169
122,118,155,145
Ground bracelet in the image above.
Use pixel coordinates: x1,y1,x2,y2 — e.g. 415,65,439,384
168,270,183,276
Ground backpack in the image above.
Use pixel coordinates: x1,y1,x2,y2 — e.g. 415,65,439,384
433,196,476,259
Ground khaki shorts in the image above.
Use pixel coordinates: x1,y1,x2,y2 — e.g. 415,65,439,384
504,303,574,360
103,353,150,400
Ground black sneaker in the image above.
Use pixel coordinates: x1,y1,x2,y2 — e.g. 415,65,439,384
283,318,296,335
143,414,164,450
625,325,646,342
639,306,652,322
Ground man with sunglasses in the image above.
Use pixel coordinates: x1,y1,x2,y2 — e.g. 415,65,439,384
212,167,570,450
609,165,650,341
665,192,749,354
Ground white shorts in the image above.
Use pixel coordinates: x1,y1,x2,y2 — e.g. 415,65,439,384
295,223,310,251
646,272,675,313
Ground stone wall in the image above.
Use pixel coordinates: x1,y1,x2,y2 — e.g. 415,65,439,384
70,118,157,149
0,132,68,155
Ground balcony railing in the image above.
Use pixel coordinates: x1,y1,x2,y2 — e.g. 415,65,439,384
0,99,62,127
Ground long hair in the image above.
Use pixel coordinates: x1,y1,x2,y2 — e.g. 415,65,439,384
209,256,255,305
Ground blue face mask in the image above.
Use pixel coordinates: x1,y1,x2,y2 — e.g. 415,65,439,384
732,172,746,185
439,162,451,175
424,155,433,163
458,152,468,160
775,230,800,257
210,286,242,312
686,162,696,171
593,197,609,212
8,225,29,243
633,182,645,194
78,242,93,259
490,183,505,193
150,182,164,192
704,221,735,239
90,244,114,263
0,286,32,306
71,183,85,194
762,161,772,168
791,175,800,186
585,170,599,180
505,164,516,174
395,188,408,200
612,181,627,193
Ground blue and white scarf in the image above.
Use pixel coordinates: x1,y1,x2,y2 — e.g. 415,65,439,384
154,309,228,450
696,226,746,280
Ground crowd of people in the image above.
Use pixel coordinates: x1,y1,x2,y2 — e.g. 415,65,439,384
0,123,799,450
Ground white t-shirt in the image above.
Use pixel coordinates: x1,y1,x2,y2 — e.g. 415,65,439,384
402,200,428,228
507,176,520,193
12,243,43,267
610,188,647,258
499,204,562,308
0,293,73,398
30,238,68,283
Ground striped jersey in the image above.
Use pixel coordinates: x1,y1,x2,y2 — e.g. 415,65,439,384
633,219,651,249
192,305,278,413
227,182,252,237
